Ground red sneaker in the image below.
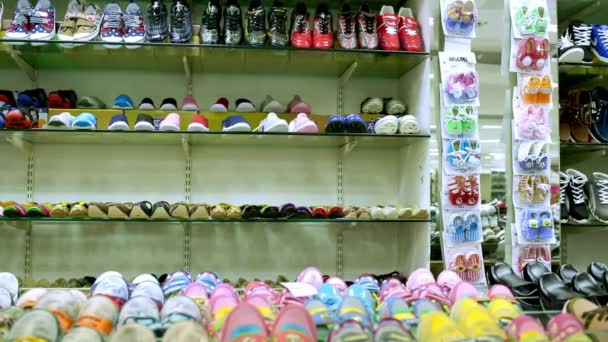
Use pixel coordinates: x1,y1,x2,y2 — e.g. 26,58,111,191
188,114,209,132
377,5,400,51
398,7,423,52
290,2,311,48
312,3,333,49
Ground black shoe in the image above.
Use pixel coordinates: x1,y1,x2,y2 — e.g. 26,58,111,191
223,0,242,45
245,0,267,46
565,168,590,223
523,261,551,284
558,264,580,283
268,1,288,47
539,273,577,311
0,90,16,106
558,25,585,63
559,172,570,223
589,262,608,282
146,0,169,41
201,0,221,44
58,90,78,107
570,21,593,63
170,0,192,43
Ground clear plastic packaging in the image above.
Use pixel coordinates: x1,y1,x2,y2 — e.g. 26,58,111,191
510,0,549,39
442,105,479,139
439,52,480,106
444,174,481,209
513,140,550,175
518,75,553,105
515,207,556,244
444,139,481,174
513,103,552,141
443,243,485,284
513,174,551,207
440,0,477,38
510,37,550,74
443,212,482,244
512,243,551,274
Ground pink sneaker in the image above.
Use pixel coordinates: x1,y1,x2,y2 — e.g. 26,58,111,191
245,294,276,325
297,267,323,288
210,295,239,339
272,304,317,342
221,302,268,342
159,113,181,131
325,277,347,295
210,97,229,112
245,281,276,304
546,313,588,342
488,285,517,303
448,282,487,306
405,268,435,292
506,315,548,341
287,96,311,114
182,96,199,111
211,283,239,302
188,114,209,132
436,270,462,297
288,113,318,133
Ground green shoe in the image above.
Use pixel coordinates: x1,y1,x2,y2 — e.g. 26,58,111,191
514,6,536,35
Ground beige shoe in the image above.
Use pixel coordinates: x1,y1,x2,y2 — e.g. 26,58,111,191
107,202,132,219
210,204,227,220
88,202,109,218
58,19,77,40
170,202,190,219
189,204,209,219
72,4,102,41
412,207,429,219
398,207,414,219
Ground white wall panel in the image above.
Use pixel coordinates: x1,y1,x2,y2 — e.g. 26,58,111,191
0,145,27,202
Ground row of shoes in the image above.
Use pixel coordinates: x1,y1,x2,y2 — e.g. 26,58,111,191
0,202,429,220
559,169,608,224
558,21,608,64
559,86,608,143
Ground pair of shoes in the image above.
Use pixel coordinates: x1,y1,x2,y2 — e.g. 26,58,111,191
444,0,476,36
137,96,199,111
17,88,47,108
47,90,77,108
558,21,593,63
361,97,407,115
100,2,145,44
561,169,608,224
367,115,420,135
153,112,209,132
3,108,39,129
325,114,366,133
560,87,608,143
520,75,552,104
200,0,240,45
290,2,333,49
48,112,96,129
87,201,209,219
58,0,102,42
145,0,191,43
5,0,55,41
209,95,311,114
375,5,423,51
255,112,317,133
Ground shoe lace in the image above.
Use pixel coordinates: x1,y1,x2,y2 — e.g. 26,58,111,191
226,8,241,31
596,27,608,47
598,179,608,205
30,8,51,25
203,6,218,29
103,12,122,28
364,15,375,33
571,177,587,205
341,12,353,34
124,11,142,29
12,8,31,26
249,10,264,32
317,14,330,34
573,25,592,46
295,14,307,33
147,4,165,28
171,3,190,30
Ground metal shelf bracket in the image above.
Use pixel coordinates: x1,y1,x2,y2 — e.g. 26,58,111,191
182,56,193,97
6,50,38,85
337,62,358,115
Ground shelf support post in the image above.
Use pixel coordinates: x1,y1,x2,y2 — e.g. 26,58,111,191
182,56,193,97
182,136,192,203
183,222,192,272
24,152,34,278
337,62,358,115
6,50,38,86
336,153,344,277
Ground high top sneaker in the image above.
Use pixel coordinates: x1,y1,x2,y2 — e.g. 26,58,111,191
337,3,356,49
124,2,145,43
377,5,399,51
223,0,242,45
290,2,311,48
145,0,168,41
6,0,33,39
398,7,423,52
29,0,55,40
245,0,266,46
356,4,378,49
559,172,570,223
170,0,192,43
590,172,608,223
570,21,593,63
313,3,333,49
566,169,590,224
268,1,288,47
558,24,585,63
200,0,221,44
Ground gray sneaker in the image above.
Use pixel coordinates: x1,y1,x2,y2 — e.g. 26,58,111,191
559,172,570,223
589,172,608,223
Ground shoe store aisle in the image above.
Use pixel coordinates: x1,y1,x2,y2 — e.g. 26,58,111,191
557,0,608,270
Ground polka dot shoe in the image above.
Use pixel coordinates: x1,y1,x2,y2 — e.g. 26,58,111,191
124,2,145,44
100,3,125,43
5,0,33,39
29,0,55,40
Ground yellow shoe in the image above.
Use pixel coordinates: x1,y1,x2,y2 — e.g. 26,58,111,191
417,311,467,342
487,299,522,327
459,307,506,341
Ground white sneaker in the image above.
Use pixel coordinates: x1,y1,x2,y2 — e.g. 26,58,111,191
361,97,383,114
398,115,419,134
0,272,19,303
261,95,283,113
48,112,75,128
370,206,386,219
385,98,407,115
374,115,399,135
254,112,288,133
288,113,318,133
383,206,398,219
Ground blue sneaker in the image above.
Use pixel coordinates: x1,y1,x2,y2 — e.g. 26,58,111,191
162,271,192,298
592,24,608,63
305,299,334,341
355,275,380,295
316,284,342,312
325,115,345,133
345,114,367,133
194,272,222,294
222,115,251,132
108,113,130,130
71,113,97,130
113,94,134,109
590,87,608,143
336,296,373,328
345,284,375,318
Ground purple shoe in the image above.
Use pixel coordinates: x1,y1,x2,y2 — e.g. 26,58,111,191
280,203,296,218
293,206,312,219
297,267,323,289
539,211,554,240
521,209,540,241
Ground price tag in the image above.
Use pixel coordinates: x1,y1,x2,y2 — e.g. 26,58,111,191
281,282,318,297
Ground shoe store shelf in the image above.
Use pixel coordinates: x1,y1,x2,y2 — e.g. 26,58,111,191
560,142,608,154
0,36,429,78
0,129,430,149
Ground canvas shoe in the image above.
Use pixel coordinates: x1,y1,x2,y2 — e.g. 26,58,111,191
108,113,130,130
48,112,75,128
72,4,102,41
565,21,592,64
337,3,357,49
290,2,311,48
47,89,77,108
77,96,105,108
592,24,608,63
160,296,203,328
138,97,155,109
111,323,156,341
361,97,383,114
565,169,590,223
35,290,85,333
123,2,144,43
159,113,181,131
235,98,256,112
223,115,251,132
200,0,221,44
92,272,130,308
181,96,198,110
398,7,423,52
210,97,229,112
559,172,570,223
71,112,97,129
558,24,585,63
313,3,333,49
260,95,282,113
377,6,399,51
254,112,288,132
221,302,268,342
288,113,318,133
28,0,55,40
268,1,288,47
100,3,125,43
170,0,192,43
58,0,82,40
245,0,266,46
399,115,419,134
589,172,608,223
160,97,178,110
384,98,407,115
146,0,168,41
287,95,311,114
272,305,317,341
134,113,156,131
356,4,378,49
161,272,192,297
5,0,33,39
223,0,242,45
113,94,134,109
188,114,208,131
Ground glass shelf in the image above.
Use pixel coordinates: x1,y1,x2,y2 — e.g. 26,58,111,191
0,129,430,149
561,142,608,154
0,35,429,78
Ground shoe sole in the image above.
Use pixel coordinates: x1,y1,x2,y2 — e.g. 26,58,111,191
209,104,228,112
386,102,406,115
48,118,69,128
559,48,585,64
188,123,209,132
592,48,608,63
108,122,131,131
159,123,180,131
190,207,209,219
569,216,588,224
159,104,177,110
108,207,129,219
362,99,383,114
88,206,108,218
224,123,251,132
235,103,256,112
138,104,156,110
130,206,150,219
134,122,156,131
73,24,102,42
399,119,420,135
264,121,289,133
72,121,96,130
